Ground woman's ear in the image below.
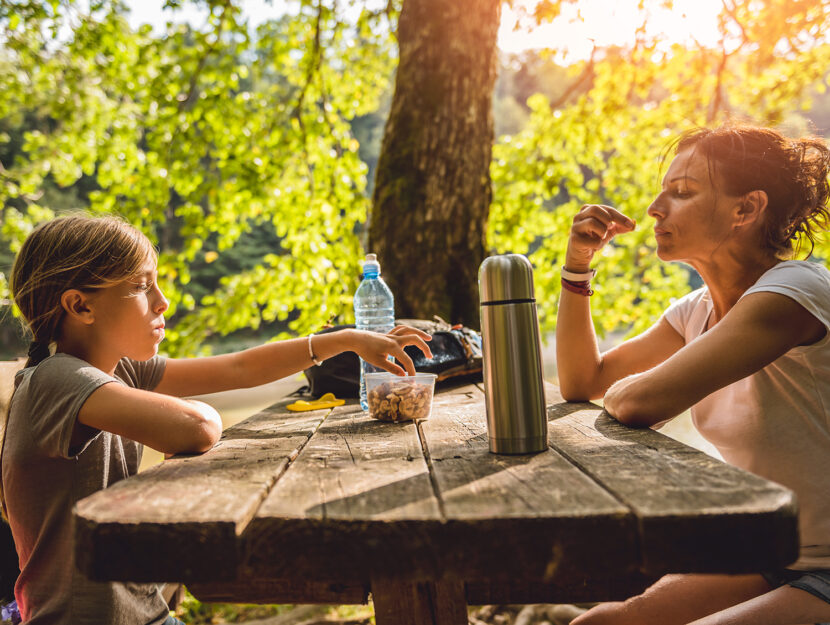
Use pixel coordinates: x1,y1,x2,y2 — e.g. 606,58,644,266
735,190,768,228
60,290,94,324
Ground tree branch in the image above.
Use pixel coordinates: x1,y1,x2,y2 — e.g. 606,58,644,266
178,0,231,112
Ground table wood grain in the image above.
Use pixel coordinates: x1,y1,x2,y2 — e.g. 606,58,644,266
75,382,798,623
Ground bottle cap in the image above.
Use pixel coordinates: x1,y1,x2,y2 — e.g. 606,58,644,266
362,253,381,276
478,254,535,303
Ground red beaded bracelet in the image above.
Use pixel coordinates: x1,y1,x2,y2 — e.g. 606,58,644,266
561,278,594,296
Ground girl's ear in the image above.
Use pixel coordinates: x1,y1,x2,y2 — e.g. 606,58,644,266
60,290,95,324
735,190,768,228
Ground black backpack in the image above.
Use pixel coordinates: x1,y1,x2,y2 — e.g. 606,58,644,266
303,319,483,398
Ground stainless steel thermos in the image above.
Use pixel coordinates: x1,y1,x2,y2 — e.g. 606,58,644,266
479,254,548,454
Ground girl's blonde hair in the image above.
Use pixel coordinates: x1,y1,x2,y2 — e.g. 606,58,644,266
11,214,157,367
1,214,155,519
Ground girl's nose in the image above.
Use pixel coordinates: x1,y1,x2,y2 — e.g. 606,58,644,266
153,285,169,314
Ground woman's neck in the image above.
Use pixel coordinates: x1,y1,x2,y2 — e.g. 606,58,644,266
692,252,781,324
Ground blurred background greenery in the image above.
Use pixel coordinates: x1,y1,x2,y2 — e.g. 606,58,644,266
2,0,829,361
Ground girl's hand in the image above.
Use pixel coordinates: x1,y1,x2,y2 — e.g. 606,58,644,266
566,204,636,272
350,325,433,376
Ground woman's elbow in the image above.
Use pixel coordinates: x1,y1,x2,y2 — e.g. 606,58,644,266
558,378,601,403
606,403,652,427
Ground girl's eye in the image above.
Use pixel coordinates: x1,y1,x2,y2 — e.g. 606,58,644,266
673,189,691,198
136,282,153,292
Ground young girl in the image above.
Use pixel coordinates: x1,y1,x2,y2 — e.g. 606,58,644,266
557,124,830,625
0,215,432,625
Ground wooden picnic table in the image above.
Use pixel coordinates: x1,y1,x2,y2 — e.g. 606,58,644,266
74,382,798,625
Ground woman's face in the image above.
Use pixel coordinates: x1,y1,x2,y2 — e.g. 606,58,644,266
647,146,743,265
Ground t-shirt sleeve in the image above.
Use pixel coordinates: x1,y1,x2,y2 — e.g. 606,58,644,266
660,287,706,339
114,356,167,391
743,262,830,331
24,356,117,459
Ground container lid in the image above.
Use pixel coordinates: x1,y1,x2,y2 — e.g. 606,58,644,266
478,254,536,303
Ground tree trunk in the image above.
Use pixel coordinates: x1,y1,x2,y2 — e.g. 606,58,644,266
369,0,501,329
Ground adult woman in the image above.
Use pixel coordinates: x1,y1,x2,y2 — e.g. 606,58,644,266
556,124,830,625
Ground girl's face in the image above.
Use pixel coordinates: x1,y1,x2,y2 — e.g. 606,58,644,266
647,147,742,265
88,258,169,362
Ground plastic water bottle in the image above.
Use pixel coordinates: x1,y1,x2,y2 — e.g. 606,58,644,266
354,253,395,410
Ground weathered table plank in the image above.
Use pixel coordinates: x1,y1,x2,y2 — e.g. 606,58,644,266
242,400,440,580
417,385,641,585
544,394,799,575
75,400,329,582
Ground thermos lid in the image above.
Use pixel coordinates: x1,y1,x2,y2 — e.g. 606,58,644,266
479,254,536,303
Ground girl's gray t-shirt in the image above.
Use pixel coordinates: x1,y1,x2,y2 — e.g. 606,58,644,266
2,353,170,625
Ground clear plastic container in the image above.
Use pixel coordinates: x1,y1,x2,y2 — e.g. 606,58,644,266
364,372,436,422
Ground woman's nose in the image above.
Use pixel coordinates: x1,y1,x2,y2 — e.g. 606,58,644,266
647,199,664,219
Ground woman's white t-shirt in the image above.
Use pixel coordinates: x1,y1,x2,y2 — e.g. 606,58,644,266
662,260,830,570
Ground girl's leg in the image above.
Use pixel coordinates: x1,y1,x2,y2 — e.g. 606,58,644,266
688,584,830,625
571,573,772,625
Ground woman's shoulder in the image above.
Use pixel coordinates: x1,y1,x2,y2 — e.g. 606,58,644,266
665,285,710,314
744,261,830,330
661,286,711,337
748,260,830,300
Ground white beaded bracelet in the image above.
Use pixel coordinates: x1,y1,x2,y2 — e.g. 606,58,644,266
561,267,597,282
307,333,322,366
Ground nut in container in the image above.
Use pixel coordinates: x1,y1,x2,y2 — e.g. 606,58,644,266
364,372,436,422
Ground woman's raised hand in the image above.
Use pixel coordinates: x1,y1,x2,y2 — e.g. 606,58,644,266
351,325,433,376
566,204,636,271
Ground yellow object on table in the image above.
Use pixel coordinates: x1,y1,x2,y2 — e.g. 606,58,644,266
286,392,345,412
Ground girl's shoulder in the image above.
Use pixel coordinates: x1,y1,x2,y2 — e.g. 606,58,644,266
14,353,116,401
15,354,166,393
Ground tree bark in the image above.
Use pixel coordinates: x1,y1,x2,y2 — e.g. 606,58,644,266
369,0,501,328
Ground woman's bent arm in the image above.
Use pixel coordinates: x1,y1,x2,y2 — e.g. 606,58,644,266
604,291,826,426
556,295,684,400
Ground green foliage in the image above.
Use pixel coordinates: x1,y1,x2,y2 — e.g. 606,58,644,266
0,0,397,356
489,0,830,339
1,0,829,356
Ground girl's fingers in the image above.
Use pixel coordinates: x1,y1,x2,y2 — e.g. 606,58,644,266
390,325,432,340
396,350,417,376
374,359,407,376
399,335,433,359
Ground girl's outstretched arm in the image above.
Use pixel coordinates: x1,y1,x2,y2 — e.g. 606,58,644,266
603,291,826,426
154,326,433,398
